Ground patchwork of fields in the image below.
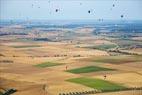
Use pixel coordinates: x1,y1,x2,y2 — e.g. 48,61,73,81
0,21,142,95
1,41,142,95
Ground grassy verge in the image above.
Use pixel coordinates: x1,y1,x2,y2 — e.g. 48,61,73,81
66,66,114,74
67,77,127,92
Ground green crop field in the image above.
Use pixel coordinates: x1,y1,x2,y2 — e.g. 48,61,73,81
13,45,40,48
35,62,61,68
67,77,127,92
93,44,117,50
85,44,117,51
66,66,114,74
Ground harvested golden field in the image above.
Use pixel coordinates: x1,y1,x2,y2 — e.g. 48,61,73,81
0,19,142,95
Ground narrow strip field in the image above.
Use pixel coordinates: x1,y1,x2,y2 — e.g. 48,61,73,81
12,45,41,48
86,44,117,50
35,62,61,68
66,66,115,74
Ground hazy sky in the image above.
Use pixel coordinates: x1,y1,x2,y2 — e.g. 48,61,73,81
0,0,142,20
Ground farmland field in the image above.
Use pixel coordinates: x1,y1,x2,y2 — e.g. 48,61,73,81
35,62,61,68
0,20,142,95
85,44,117,51
12,45,41,48
67,77,127,91
66,66,115,74
92,55,142,64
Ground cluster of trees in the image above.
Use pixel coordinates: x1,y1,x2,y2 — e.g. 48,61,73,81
4,54,82,58
109,49,141,55
0,33,27,36
11,54,68,58
0,60,13,63
59,89,101,95
0,88,17,95
59,87,142,95
54,54,67,57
